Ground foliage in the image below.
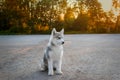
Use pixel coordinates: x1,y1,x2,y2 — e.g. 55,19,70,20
0,0,120,34
64,7,75,30
73,14,89,31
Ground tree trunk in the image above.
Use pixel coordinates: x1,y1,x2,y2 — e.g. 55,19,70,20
115,15,119,32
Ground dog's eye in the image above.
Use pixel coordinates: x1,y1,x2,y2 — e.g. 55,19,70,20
58,37,61,39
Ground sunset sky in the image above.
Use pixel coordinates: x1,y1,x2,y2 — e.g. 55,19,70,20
68,0,113,12
98,0,112,12
68,0,120,16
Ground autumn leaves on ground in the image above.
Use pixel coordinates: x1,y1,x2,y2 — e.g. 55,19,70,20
0,0,120,34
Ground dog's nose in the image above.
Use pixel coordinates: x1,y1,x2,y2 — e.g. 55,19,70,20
62,42,64,44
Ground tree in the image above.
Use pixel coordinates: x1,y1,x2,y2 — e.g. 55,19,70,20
36,0,59,28
112,0,120,32
73,13,89,31
76,0,86,15
64,7,75,30
85,0,103,32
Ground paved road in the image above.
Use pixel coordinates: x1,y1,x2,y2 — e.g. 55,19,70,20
0,34,120,80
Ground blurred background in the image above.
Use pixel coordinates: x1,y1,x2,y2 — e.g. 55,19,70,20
0,0,120,34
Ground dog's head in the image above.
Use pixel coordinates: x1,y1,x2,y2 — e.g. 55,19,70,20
50,28,64,46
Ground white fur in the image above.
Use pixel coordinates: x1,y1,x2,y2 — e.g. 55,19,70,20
41,28,64,76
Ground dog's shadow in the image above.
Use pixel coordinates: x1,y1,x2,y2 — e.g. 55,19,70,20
30,70,49,79
22,70,61,80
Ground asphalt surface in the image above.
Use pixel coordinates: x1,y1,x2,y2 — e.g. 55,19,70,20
0,34,120,80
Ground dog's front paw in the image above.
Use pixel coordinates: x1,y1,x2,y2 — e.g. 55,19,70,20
48,70,54,76
55,71,63,75
48,72,54,76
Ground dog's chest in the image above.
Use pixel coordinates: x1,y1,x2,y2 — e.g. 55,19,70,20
51,46,63,60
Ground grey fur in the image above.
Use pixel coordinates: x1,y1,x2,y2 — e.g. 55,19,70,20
51,42,55,46
44,46,52,60
54,33,62,39
42,46,52,70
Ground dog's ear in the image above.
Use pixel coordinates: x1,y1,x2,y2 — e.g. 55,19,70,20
52,28,56,35
60,28,64,34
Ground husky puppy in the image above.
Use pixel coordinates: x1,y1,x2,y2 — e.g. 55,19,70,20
41,28,64,76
